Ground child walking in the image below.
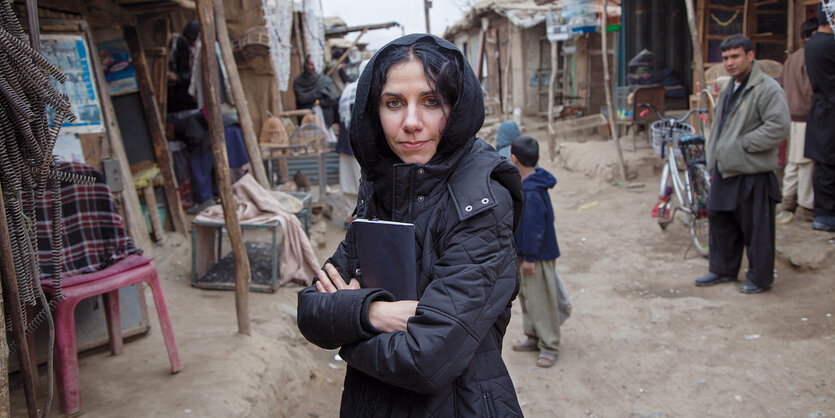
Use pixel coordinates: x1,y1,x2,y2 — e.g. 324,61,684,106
510,136,562,368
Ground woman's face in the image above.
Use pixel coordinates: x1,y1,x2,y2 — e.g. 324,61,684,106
378,60,450,165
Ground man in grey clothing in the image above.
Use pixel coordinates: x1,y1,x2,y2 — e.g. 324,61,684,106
694,35,790,294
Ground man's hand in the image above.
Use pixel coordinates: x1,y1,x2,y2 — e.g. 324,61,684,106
521,261,536,275
315,263,360,293
368,300,418,333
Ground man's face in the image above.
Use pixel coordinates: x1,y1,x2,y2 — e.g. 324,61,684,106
721,46,755,81
305,58,316,74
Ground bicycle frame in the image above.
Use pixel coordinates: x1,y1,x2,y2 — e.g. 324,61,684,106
658,141,693,223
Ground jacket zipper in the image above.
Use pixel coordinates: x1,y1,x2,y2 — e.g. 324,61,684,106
482,393,495,418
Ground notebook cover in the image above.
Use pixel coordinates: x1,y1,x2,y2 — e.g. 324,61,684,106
352,218,417,300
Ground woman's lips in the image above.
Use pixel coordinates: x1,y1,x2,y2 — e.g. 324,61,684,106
399,141,427,151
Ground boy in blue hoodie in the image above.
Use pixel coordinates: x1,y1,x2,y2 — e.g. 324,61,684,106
509,136,561,368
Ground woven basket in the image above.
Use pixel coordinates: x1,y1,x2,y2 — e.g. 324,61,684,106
259,116,288,145
241,26,269,56
300,113,321,127
651,119,695,157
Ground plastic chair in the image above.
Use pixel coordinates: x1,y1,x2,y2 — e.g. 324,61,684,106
36,162,181,415
42,255,181,414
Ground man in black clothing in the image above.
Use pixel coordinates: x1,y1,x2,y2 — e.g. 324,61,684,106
804,4,835,231
694,34,790,294
167,21,199,113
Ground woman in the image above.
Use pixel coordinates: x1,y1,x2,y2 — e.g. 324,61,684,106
297,34,524,417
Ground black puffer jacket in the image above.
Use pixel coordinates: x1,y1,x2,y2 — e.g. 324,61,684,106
297,34,524,417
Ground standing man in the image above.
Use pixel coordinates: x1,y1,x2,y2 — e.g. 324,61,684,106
694,35,790,294
804,4,835,232
293,55,340,128
776,18,818,224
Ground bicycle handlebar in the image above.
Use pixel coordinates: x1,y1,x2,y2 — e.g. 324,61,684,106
638,103,707,124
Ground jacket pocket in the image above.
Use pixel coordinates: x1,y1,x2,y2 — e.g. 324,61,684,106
481,393,497,418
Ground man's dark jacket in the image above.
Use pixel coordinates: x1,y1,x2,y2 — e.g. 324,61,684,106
805,30,835,164
297,34,524,417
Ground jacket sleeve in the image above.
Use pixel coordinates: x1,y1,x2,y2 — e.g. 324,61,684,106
517,191,546,263
741,84,790,153
297,227,396,350
338,185,518,395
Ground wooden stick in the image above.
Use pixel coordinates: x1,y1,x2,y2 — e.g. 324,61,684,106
685,0,709,112
601,0,628,181
195,0,251,335
547,40,558,161
87,30,153,252
213,0,269,189
0,186,38,418
143,185,165,241
124,25,188,235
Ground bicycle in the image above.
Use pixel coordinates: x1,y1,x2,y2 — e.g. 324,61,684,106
639,104,711,257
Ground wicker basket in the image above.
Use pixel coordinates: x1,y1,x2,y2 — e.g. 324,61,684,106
259,116,288,145
241,26,269,56
651,120,695,157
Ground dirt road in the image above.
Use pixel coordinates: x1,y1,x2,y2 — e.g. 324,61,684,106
10,133,834,417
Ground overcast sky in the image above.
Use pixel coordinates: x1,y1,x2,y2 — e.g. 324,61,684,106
320,0,467,50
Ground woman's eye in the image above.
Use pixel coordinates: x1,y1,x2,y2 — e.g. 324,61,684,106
385,99,402,109
423,96,439,107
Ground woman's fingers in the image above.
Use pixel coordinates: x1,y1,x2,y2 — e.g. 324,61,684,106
324,263,347,289
316,268,336,293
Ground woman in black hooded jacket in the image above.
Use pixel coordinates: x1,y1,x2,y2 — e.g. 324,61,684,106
297,34,524,417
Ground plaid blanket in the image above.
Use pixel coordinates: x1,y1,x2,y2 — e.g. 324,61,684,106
35,161,141,279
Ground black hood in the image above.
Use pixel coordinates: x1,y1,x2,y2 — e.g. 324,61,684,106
349,34,484,178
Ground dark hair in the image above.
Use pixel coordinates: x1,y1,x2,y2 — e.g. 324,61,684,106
801,17,819,39
366,39,464,135
719,34,753,53
511,136,539,167
182,20,199,42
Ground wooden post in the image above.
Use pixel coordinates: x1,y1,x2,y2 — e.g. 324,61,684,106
601,0,628,181
124,25,188,235
87,31,154,252
0,187,38,418
212,0,269,189
196,0,251,335
547,40,558,160
685,0,709,110
475,18,488,82
142,186,164,241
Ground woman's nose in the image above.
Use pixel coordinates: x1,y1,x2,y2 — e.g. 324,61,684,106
402,105,422,132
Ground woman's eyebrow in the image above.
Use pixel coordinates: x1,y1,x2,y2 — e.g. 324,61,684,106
381,91,404,98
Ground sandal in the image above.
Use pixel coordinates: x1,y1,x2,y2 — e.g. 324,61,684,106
512,338,539,352
536,352,557,368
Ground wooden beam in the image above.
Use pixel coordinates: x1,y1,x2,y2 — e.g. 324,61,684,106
547,39,557,160
195,0,251,335
686,0,709,112
86,29,154,252
85,0,136,26
212,0,269,188
325,21,399,37
124,25,188,235
601,0,627,182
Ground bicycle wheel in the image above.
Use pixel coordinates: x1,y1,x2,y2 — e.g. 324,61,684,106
654,163,674,230
688,163,710,256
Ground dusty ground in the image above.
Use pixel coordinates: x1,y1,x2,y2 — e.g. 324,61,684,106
9,127,835,417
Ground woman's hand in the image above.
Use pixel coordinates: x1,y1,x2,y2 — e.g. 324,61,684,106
315,263,360,293
368,300,418,333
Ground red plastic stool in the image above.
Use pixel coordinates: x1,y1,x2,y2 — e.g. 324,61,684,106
43,255,181,415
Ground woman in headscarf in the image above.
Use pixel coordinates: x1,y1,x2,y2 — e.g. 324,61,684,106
297,34,524,417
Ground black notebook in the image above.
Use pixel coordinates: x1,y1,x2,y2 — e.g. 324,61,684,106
352,218,417,300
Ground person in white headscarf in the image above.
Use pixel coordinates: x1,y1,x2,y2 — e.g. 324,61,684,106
336,59,369,209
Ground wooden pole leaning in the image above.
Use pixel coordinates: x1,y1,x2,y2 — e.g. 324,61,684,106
124,25,188,235
212,0,269,189
195,0,251,335
685,0,709,111
601,0,628,181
